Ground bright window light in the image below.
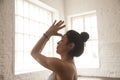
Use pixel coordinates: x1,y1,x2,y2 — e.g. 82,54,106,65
15,0,57,74
68,11,99,68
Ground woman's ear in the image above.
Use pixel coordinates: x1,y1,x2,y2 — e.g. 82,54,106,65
69,43,75,50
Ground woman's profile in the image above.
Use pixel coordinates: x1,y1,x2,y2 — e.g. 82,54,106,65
31,20,89,80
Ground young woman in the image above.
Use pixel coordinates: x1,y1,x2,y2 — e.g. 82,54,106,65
31,20,89,80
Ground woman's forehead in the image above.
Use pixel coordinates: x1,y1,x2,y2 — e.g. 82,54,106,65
62,34,67,39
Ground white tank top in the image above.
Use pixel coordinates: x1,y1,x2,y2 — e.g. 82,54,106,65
48,73,56,80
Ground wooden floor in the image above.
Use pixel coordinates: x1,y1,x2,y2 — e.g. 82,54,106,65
78,76,120,80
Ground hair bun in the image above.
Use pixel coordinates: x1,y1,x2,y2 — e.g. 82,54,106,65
80,32,89,42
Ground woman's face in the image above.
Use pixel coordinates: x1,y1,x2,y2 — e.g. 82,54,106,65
56,34,69,55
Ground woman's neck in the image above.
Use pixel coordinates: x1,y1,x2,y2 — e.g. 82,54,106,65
61,54,74,63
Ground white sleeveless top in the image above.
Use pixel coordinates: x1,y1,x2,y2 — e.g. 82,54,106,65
48,73,56,80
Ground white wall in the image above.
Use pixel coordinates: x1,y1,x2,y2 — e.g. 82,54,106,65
65,0,120,78
39,0,65,20
65,0,96,16
0,0,14,80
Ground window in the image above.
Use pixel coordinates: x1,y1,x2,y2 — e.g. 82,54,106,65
68,11,99,68
15,0,57,74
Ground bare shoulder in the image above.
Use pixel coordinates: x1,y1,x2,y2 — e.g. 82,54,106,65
56,62,77,80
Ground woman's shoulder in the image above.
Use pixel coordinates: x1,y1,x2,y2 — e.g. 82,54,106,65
54,61,77,80
58,61,76,75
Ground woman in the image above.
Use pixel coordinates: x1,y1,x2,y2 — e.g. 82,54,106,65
31,20,89,80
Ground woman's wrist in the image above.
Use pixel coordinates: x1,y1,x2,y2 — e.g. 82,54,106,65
44,32,51,40
45,31,52,36
43,33,49,40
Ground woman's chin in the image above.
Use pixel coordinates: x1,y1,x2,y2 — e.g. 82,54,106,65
56,50,60,54
56,50,59,54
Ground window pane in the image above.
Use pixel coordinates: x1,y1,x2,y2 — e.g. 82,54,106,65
29,36,39,51
85,17,91,28
15,51,24,68
85,41,98,59
23,51,33,65
29,4,35,20
34,7,40,21
75,41,99,68
85,15,97,28
23,35,30,51
85,28,98,40
91,28,98,39
15,16,24,33
23,18,30,34
23,1,29,18
85,15,98,40
15,0,53,73
47,13,52,25
16,0,23,16
15,33,24,51
91,15,97,27
71,12,99,68
29,20,36,35
72,17,83,32
39,23,49,35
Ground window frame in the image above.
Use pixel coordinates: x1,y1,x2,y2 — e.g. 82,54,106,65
15,0,59,74
67,10,99,69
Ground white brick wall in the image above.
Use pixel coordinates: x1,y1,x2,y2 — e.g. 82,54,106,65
97,0,120,77
0,0,15,80
0,27,3,74
0,0,4,75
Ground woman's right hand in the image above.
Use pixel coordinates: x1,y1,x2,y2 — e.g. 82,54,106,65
45,20,66,37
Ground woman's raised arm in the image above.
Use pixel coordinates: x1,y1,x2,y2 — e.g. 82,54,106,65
31,20,65,72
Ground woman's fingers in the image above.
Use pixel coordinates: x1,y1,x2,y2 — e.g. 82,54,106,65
52,20,65,30
51,20,57,27
47,20,65,36
55,20,64,27
59,25,66,29
56,25,65,31
55,33,63,36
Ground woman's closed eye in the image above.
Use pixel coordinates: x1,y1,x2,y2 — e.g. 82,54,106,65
61,39,63,42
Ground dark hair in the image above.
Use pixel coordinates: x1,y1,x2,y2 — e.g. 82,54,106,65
66,30,89,57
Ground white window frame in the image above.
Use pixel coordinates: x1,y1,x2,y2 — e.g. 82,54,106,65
67,10,99,68
15,0,59,74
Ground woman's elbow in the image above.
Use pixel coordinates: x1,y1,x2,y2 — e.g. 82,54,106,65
31,50,35,57
31,50,39,57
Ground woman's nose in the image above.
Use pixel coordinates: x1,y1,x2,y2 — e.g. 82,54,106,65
57,41,59,44
57,41,60,44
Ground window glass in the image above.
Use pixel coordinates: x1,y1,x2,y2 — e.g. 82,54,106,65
15,0,53,74
71,12,99,68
